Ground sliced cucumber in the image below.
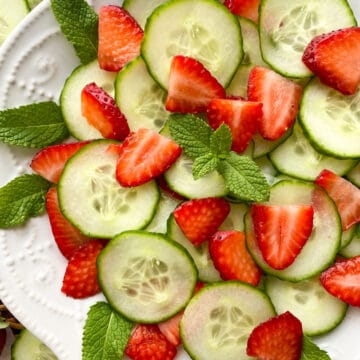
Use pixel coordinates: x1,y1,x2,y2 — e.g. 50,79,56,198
58,140,159,238
252,131,290,158
115,56,169,132
220,203,248,232
340,225,360,258
259,0,356,77
254,155,278,185
299,78,360,158
346,162,360,187
340,224,356,249
180,281,275,360
245,180,341,281
97,230,197,323
265,276,347,336
226,63,253,98
141,0,243,89
60,60,117,140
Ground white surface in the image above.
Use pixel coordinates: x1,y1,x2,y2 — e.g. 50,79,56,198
0,0,359,359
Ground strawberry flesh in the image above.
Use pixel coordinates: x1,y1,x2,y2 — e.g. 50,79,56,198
223,0,260,22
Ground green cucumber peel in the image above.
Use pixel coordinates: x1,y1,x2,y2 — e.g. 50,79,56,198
301,336,331,360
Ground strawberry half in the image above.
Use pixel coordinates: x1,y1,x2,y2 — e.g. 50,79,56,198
302,27,360,95
61,239,105,299
247,311,303,360
315,169,360,231
98,5,143,72
247,66,302,141
125,324,177,360
320,255,360,307
81,82,130,141
165,55,226,114
31,141,90,183
209,230,262,286
173,197,231,246
207,98,262,153
251,204,314,270
115,128,182,187
223,0,260,22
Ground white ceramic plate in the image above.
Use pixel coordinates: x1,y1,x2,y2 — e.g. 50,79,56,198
0,1,359,359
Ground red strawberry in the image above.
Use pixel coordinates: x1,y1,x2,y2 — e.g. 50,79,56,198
31,141,90,183
158,311,183,347
81,82,130,141
247,311,303,360
114,128,182,187
320,255,360,307
125,324,177,360
0,329,6,356
315,169,360,231
223,0,260,22
251,204,314,270
207,98,262,153
302,27,360,95
165,55,226,114
209,230,262,286
174,197,231,246
98,5,143,72
247,66,302,141
61,239,105,299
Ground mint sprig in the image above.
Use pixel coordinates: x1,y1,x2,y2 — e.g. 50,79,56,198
168,114,270,202
301,336,331,360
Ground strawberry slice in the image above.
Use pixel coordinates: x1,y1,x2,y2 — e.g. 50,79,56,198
320,255,360,307
174,197,231,246
61,239,105,299
81,82,130,141
315,169,360,231
209,230,262,286
98,5,143,72
247,66,302,141
207,98,262,153
223,0,260,22
251,204,314,270
247,311,303,360
165,55,226,114
302,27,360,95
31,141,90,183
114,128,182,187
125,324,177,360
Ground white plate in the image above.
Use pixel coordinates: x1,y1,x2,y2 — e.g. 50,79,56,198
0,0,359,359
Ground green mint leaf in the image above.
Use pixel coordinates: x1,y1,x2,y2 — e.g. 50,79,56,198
210,124,232,159
301,336,331,360
0,102,69,148
218,152,270,202
51,0,98,64
193,153,219,180
168,113,212,159
0,174,51,228
82,302,133,360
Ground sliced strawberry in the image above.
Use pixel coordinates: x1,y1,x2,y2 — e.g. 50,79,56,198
302,27,360,95
81,82,130,141
31,141,90,183
207,98,262,153
320,255,360,307
247,66,302,141
125,324,177,360
247,311,303,360
315,169,360,231
165,55,226,114
209,230,262,286
158,311,183,347
98,5,143,72
174,197,231,246
251,204,314,270
223,0,260,22
115,128,182,187
61,239,105,299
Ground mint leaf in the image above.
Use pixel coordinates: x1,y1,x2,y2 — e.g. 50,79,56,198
51,0,98,64
301,336,331,360
82,302,133,360
0,102,69,148
218,152,270,202
0,174,51,228
210,124,232,159
193,153,219,180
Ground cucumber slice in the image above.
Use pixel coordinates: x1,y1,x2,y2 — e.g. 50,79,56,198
340,225,360,258
141,0,243,89
220,203,248,232
115,56,169,132
254,155,277,185
180,281,275,360
252,131,290,158
259,0,356,78
97,230,198,323
26,0,41,9
346,162,360,187
60,60,117,140
226,63,253,98
245,180,341,281
58,140,159,238
265,276,347,336
299,78,360,158
340,224,356,249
